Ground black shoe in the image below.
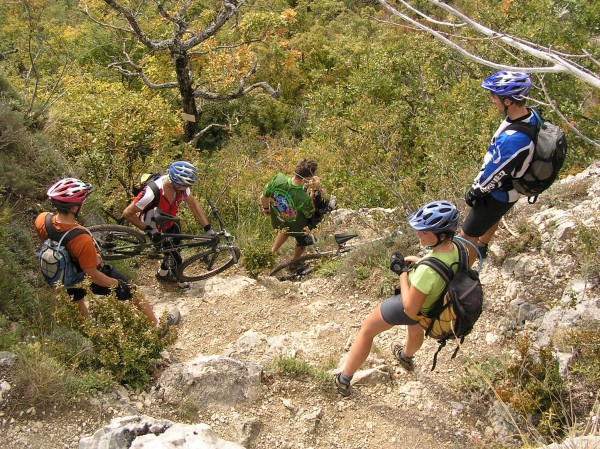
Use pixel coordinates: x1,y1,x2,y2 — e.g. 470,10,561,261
334,373,351,397
287,260,310,274
391,344,414,372
477,243,489,259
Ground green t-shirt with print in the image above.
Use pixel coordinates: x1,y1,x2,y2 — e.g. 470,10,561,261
263,173,315,233
408,244,460,315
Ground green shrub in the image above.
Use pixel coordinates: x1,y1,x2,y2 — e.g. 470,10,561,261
496,338,566,440
81,293,175,389
0,212,54,324
14,342,112,410
242,241,276,279
265,355,336,387
0,314,22,350
568,222,600,280
498,214,542,260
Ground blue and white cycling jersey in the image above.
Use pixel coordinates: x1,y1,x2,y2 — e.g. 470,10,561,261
471,112,538,203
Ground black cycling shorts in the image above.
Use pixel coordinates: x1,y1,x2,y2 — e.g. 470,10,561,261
291,233,316,248
380,294,419,326
461,194,516,238
66,265,132,302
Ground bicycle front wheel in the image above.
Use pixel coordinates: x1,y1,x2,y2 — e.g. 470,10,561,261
177,245,241,281
268,253,327,278
88,225,146,260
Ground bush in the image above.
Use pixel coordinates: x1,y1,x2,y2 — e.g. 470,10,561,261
81,293,175,389
14,342,112,410
265,355,336,388
242,241,276,279
496,338,566,441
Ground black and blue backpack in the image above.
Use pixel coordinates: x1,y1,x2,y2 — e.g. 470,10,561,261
38,214,88,287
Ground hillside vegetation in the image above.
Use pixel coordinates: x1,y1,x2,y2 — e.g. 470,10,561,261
0,1,598,448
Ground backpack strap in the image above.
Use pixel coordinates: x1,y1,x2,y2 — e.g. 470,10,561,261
505,120,538,141
44,213,87,245
140,180,162,214
416,241,461,283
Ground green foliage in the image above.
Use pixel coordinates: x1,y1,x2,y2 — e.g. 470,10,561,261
496,338,566,440
568,222,600,279
498,214,543,260
0,212,53,323
0,87,65,201
14,342,112,410
565,323,600,387
0,314,22,350
242,241,276,279
265,355,336,387
81,294,175,389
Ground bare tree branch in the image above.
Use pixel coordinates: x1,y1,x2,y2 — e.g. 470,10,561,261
535,78,600,149
0,48,18,61
79,4,132,34
188,116,239,147
377,0,600,90
107,55,179,90
102,0,174,50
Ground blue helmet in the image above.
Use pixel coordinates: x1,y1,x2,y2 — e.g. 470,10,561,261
407,201,459,233
168,161,198,187
481,71,532,100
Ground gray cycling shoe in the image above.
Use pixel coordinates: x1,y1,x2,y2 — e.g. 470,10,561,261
334,373,351,397
158,308,181,339
391,344,415,371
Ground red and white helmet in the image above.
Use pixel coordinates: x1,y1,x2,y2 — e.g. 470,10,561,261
46,178,93,204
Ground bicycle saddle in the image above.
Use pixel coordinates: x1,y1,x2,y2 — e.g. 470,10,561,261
334,233,358,245
151,207,181,226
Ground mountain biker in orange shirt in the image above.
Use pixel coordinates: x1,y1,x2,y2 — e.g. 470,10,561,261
35,178,159,327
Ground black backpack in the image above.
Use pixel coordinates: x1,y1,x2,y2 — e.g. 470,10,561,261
307,191,336,230
131,173,162,212
506,109,567,204
416,238,483,370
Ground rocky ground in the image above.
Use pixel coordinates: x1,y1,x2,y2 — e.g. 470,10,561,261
1,164,599,449
0,248,512,449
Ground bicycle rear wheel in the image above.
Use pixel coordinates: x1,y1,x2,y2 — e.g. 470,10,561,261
88,225,145,260
268,253,328,278
177,245,241,281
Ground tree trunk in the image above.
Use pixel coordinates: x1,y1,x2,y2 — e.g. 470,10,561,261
172,50,198,140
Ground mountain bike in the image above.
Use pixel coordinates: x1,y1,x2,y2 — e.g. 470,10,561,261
269,233,359,281
88,200,241,282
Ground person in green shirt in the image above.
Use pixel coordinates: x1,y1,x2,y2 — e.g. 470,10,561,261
260,158,319,260
334,201,460,397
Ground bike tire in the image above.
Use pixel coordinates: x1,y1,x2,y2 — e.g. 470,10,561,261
88,225,146,260
177,245,241,281
268,253,329,277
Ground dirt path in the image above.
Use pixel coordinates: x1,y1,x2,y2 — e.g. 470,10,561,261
1,254,507,449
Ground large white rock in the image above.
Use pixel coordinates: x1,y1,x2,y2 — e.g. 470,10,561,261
79,415,244,449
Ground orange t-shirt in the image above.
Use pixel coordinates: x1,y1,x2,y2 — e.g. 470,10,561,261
34,212,100,271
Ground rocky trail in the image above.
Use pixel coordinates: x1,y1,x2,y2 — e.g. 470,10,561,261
1,163,599,449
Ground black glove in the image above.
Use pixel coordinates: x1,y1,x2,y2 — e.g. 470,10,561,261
145,225,163,243
464,188,481,208
204,225,217,242
115,279,133,300
389,252,406,275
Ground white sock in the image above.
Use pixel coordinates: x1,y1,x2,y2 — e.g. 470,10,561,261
158,268,169,276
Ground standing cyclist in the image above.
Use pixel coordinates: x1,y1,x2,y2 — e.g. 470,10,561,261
461,71,538,266
35,178,160,328
259,158,319,262
122,161,214,289
335,201,460,397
